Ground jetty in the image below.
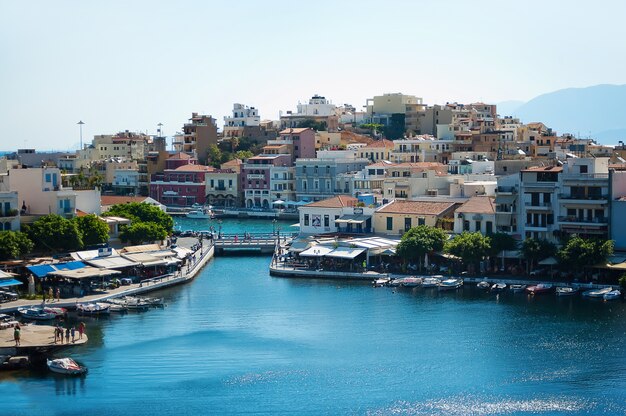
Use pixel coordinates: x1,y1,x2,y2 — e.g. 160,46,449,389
214,233,292,255
0,324,87,355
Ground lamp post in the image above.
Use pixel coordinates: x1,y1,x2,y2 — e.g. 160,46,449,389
77,120,85,150
272,218,277,235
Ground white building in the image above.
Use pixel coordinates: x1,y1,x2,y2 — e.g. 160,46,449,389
223,103,261,138
269,166,296,205
453,196,496,234
298,195,374,235
0,191,20,231
295,95,336,117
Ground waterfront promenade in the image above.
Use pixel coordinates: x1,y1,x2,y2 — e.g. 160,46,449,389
0,238,215,314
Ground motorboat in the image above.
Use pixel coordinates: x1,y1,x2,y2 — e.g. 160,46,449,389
603,290,621,301
526,283,553,295
400,277,423,287
141,297,165,307
76,303,110,316
103,302,127,313
555,286,578,297
490,283,507,292
509,284,527,293
18,307,56,321
438,278,463,291
422,277,442,288
476,281,491,290
372,278,391,287
47,358,87,376
186,207,212,219
582,287,613,298
43,306,67,318
122,297,151,311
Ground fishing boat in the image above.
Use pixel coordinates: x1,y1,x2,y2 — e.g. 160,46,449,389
555,286,577,297
490,283,507,292
603,290,621,301
76,303,110,316
372,278,391,287
421,277,442,288
509,284,527,293
18,307,56,321
476,281,491,290
526,283,553,295
438,278,463,291
47,358,87,376
186,207,212,219
582,287,612,298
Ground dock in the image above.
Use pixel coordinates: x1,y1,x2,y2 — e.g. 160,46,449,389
0,324,87,355
214,233,291,255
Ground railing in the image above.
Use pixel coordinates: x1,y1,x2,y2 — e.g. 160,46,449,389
561,173,609,180
495,207,514,213
559,194,608,200
247,174,265,179
525,223,548,228
558,216,608,224
524,202,551,207
0,209,18,217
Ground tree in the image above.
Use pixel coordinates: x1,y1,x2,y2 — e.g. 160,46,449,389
29,214,83,252
383,113,406,140
207,144,223,168
396,225,447,271
488,232,518,270
0,231,34,260
359,123,384,137
104,202,173,233
520,238,557,274
234,150,254,160
119,222,167,245
557,237,613,276
296,119,326,131
74,214,109,247
445,232,491,273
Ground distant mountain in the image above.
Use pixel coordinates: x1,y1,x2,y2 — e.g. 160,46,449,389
496,100,524,117
511,84,626,143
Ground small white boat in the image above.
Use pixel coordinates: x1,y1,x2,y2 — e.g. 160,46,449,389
186,208,212,219
76,303,110,316
509,284,527,293
582,287,612,298
476,281,490,290
400,277,423,287
603,290,621,301
18,307,56,320
526,283,553,295
491,283,507,292
103,302,127,313
422,277,442,288
556,287,578,296
438,279,463,291
372,278,391,287
43,306,67,317
47,358,87,376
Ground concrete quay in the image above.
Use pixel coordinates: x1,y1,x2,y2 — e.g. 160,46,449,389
0,324,87,355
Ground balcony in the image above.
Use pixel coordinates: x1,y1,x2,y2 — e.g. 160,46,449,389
495,206,515,213
496,186,517,194
0,209,18,218
558,216,608,226
247,174,265,180
524,202,552,210
524,223,549,231
559,194,608,204
561,173,609,182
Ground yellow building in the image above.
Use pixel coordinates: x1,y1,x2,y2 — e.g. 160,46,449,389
374,200,458,235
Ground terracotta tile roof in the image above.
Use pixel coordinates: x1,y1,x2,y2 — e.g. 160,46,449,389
362,139,394,149
377,200,457,215
174,165,214,172
456,196,495,215
101,196,150,206
304,195,357,208
279,128,311,134
168,152,192,160
222,159,242,167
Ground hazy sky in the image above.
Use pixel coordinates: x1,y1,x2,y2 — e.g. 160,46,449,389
2,0,625,151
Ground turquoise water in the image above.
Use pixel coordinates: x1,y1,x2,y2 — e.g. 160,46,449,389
2,219,626,415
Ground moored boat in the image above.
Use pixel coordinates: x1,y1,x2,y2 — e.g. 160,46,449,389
372,278,391,287
421,277,441,288
526,283,553,295
555,287,577,297
18,307,56,321
490,283,507,292
76,303,110,316
509,284,527,293
476,281,490,290
47,358,87,376
43,306,67,317
186,207,212,219
400,277,422,287
438,278,463,291
603,290,621,301
582,287,612,298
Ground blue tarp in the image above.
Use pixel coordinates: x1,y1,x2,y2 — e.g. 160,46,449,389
0,279,22,287
27,261,86,278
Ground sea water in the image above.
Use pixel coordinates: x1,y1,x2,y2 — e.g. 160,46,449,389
1,219,625,415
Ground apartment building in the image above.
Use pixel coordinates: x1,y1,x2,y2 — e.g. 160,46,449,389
173,113,219,164
241,154,291,209
453,196,496,234
150,164,214,207
295,157,369,202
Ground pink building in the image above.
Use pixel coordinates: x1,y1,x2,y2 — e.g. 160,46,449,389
150,164,213,207
241,154,291,209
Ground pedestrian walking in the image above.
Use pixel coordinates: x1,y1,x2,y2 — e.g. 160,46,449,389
55,288,60,302
49,287,54,302
78,322,85,339
71,326,76,343
14,326,20,346
58,326,64,344
65,327,70,343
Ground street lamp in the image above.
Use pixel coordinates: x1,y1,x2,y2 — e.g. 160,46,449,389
77,120,85,150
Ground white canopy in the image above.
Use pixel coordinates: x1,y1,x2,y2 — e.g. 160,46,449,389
272,200,285,205
299,245,334,257
325,247,366,259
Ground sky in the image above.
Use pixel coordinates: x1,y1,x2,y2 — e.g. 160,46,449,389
1,0,626,151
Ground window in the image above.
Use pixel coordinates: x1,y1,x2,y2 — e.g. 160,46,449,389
314,180,319,190
463,220,470,231
486,221,493,234
475,221,481,231
404,217,412,231
386,217,393,230
324,215,329,227
302,166,307,174
304,214,310,226
579,165,588,174
418,217,425,226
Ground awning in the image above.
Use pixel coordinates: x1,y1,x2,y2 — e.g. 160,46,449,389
288,241,311,253
0,279,22,287
325,247,366,259
299,245,334,257
335,214,369,224
538,256,558,266
27,261,87,278
595,261,626,270
496,215,512,226
47,267,121,280
86,256,139,269
122,253,170,267
0,270,16,278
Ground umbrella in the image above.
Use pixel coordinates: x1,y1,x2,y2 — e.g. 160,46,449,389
272,200,285,205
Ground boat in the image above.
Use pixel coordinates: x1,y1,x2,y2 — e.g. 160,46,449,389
372,278,391,287
43,306,67,317
509,284,527,293
476,281,491,290
18,307,56,320
555,287,578,297
490,283,507,292
603,290,621,301
186,207,212,219
438,278,463,291
582,287,613,298
526,283,553,295
122,297,151,311
140,297,165,307
76,303,110,316
400,277,423,287
421,277,442,288
47,358,87,376
103,302,127,313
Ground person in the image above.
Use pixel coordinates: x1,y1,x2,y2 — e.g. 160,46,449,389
53,326,58,344
14,326,20,346
48,287,54,301
78,322,85,339
58,326,64,344
71,326,76,343
65,327,70,343
234,235,238,243
56,288,60,302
